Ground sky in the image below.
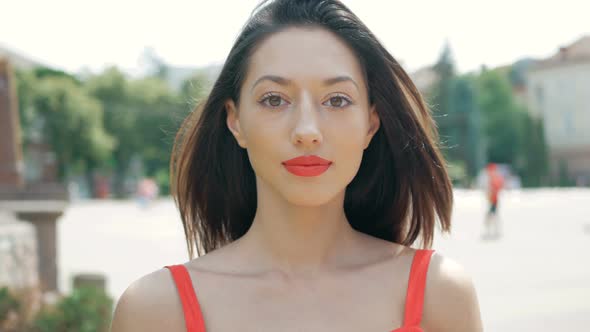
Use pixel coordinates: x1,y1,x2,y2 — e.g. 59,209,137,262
1,0,589,76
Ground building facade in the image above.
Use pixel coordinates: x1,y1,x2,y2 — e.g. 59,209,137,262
526,36,590,185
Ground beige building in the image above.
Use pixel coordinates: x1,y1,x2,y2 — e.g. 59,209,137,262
526,36,590,185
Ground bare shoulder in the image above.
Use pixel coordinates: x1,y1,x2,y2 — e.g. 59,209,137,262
422,252,483,332
111,246,237,331
110,267,185,332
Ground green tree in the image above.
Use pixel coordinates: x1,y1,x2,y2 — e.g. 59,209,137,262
86,67,140,196
87,67,195,196
474,68,549,186
16,63,213,197
428,42,484,184
429,43,454,156
126,77,186,194
32,67,80,84
14,69,38,141
32,76,115,181
517,109,549,186
179,71,212,109
15,68,115,191
450,76,485,180
476,69,522,164
431,41,456,117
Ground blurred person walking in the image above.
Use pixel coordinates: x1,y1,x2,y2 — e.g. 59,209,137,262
483,163,504,239
136,178,159,208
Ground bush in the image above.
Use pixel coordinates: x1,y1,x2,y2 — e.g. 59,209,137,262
30,287,113,332
0,287,20,328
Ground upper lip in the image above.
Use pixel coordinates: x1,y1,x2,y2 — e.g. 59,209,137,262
282,155,332,166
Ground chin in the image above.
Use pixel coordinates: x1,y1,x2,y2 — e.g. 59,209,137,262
281,187,343,207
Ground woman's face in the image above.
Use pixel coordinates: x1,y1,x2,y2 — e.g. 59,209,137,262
226,27,380,207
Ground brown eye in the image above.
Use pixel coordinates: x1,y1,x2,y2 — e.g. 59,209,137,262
323,95,351,108
259,93,287,108
269,95,282,107
330,96,343,107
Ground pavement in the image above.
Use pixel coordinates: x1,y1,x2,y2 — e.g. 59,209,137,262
57,188,590,331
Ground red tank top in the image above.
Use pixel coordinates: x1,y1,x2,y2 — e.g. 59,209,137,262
166,249,434,332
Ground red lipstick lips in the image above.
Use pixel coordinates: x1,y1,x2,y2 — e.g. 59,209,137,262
282,155,333,177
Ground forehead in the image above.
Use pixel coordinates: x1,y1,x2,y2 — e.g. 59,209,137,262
245,27,365,85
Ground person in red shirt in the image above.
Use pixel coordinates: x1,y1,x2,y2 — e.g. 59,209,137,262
484,163,504,239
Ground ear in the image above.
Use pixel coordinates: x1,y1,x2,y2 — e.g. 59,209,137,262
225,100,247,148
364,104,380,149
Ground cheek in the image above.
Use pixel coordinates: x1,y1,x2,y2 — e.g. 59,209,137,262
241,115,284,171
324,113,370,182
328,112,369,151
243,113,284,149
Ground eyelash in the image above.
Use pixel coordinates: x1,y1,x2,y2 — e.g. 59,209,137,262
257,92,353,109
258,92,289,109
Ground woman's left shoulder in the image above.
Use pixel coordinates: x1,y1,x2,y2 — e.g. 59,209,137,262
422,251,483,331
425,251,474,292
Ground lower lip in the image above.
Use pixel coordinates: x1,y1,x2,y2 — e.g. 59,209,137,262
283,164,331,177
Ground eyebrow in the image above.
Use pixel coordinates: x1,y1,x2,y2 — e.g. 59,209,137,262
323,76,359,91
251,75,360,92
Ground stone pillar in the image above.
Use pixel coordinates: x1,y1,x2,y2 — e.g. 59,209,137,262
16,211,62,292
0,58,24,188
0,58,67,295
0,211,39,289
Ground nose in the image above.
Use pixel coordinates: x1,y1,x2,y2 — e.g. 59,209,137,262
291,97,322,147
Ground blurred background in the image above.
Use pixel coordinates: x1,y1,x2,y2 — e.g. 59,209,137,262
0,0,588,331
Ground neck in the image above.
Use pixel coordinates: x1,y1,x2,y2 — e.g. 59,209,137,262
240,181,359,278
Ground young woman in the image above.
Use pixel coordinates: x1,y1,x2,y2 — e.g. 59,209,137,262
111,0,483,331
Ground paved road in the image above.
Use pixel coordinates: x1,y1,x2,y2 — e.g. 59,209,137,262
58,189,590,331
434,189,590,330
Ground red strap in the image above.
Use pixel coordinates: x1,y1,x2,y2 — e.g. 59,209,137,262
403,249,434,327
165,265,206,332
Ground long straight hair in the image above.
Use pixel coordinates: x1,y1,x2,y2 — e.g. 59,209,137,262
171,0,453,259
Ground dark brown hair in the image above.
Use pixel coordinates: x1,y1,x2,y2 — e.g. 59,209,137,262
171,0,453,259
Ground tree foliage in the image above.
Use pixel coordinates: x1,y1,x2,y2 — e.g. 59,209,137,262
473,68,549,186
14,62,213,196
426,42,549,186
15,69,115,179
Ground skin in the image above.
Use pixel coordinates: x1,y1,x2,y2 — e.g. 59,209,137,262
111,27,483,332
